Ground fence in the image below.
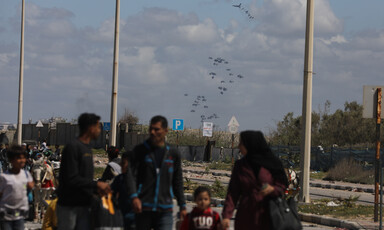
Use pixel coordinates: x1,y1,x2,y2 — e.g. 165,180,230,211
178,145,383,171
4,123,384,171
5,123,148,150
271,145,384,171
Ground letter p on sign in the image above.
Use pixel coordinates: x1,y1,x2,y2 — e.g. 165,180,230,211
173,119,184,131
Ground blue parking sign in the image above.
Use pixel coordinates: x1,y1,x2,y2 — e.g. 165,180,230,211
103,122,111,131
173,119,184,131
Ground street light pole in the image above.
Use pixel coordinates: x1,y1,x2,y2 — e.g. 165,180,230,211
299,0,315,203
17,0,25,145
110,0,120,147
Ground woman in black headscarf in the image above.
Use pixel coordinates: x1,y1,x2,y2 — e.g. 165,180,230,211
221,131,288,230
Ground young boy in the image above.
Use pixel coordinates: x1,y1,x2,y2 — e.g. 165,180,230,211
100,146,121,183
0,145,34,230
111,152,135,230
180,186,220,230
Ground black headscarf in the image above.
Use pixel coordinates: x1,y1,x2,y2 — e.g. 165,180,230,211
241,130,288,186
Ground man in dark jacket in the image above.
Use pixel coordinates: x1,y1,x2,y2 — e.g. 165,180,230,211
57,113,111,230
129,115,186,230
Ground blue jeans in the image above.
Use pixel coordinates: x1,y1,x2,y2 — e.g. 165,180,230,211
0,219,25,230
56,204,91,230
136,211,173,230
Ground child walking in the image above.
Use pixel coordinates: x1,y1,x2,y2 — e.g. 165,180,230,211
111,152,136,230
0,145,34,230
180,186,220,230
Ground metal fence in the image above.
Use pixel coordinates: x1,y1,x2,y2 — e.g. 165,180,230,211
271,145,384,171
5,123,148,150
4,123,383,171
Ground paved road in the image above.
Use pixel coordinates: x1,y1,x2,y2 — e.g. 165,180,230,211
25,202,335,230
190,177,375,205
310,187,374,205
181,202,335,230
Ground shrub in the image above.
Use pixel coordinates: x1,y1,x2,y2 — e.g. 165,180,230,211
325,158,374,184
210,179,227,199
207,161,232,171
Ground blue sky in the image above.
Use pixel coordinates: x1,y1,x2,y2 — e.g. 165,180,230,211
1,0,383,134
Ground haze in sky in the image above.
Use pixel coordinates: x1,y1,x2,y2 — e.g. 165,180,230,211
0,0,383,133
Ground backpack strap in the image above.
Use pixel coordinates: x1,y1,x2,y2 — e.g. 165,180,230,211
24,169,29,179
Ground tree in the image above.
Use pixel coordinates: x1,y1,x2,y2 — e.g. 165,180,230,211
270,100,380,147
119,109,139,125
269,112,301,146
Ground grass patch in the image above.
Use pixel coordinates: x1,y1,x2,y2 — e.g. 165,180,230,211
183,178,227,199
207,162,232,171
94,167,105,179
325,158,374,184
93,148,107,157
310,171,328,180
298,201,374,219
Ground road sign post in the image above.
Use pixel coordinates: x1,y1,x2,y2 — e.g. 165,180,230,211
173,119,184,148
363,86,383,222
228,116,239,166
103,122,111,150
36,120,43,148
231,134,235,166
375,88,382,222
380,167,383,229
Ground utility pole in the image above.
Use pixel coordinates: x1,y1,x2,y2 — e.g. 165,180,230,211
110,0,120,147
299,0,315,203
17,0,25,145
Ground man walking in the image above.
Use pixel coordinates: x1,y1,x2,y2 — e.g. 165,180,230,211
129,115,186,230
57,113,111,230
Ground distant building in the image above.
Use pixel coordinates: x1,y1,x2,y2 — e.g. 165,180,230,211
0,122,16,132
39,117,67,129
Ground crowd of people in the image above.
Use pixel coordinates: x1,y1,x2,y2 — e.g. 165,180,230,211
0,113,290,230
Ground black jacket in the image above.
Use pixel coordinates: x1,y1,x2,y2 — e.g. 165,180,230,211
57,139,97,206
129,140,186,212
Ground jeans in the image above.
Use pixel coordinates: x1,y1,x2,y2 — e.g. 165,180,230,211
136,211,173,230
56,204,91,230
0,219,25,230
123,212,136,230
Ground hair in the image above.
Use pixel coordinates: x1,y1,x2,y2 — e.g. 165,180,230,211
107,146,119,159
7,145,27,160
78,113,101,135
193,186,211,200
150,115,168,129
240,130,289,187
121,151,130,161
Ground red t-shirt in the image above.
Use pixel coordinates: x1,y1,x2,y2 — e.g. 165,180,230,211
180,207,220,230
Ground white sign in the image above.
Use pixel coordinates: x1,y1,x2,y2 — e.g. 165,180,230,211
363,86,384,119
229,126,238,134
203,122,213,137
227,116,239,134
36,120,44,128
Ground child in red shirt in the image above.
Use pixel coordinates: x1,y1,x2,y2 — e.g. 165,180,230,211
180,186,220,230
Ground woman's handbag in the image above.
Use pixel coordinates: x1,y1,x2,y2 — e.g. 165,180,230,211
268,196,302,230
92,193,124,230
